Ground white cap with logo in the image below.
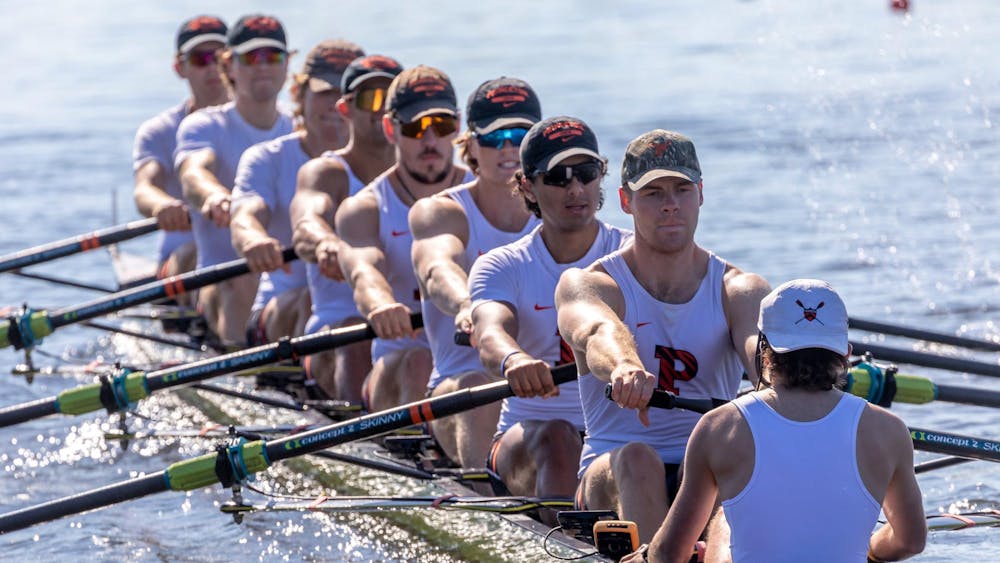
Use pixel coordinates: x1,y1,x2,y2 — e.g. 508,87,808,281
757,279,849,355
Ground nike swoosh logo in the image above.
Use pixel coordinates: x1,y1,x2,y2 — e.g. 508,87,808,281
391,230,409,237
534,304,554,311
637,322,651,328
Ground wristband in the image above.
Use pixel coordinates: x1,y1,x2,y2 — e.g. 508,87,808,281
500,350,523,377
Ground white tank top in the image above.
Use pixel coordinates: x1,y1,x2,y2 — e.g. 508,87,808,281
723,393,880,562
578,250,743,476
174,102,294,267
304,152,366,333
424,184,540,389
469,222,632,433
231,132,309,311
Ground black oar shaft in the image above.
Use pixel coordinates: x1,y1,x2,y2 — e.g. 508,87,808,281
850,341,1000,379
909,427,1000,462
11,271,115,293
0,472,167,534
914,456,974,474
850,317,1000,352
935,383,1000,408
0,398,58,426
0,218,160,274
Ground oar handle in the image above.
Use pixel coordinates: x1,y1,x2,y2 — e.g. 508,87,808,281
0,218,160,274
602,385,723,414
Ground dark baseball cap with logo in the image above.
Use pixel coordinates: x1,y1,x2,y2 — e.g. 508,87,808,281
176,15,227,54
466,77,542,135
385,65,459,123
341,55,404,94
299,39,365,93
620,129,702,191
520,116,602,176
226,14,287,55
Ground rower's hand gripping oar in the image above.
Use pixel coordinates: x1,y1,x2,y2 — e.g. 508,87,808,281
0,363,577,534
0,248,298,350
0,218,160,274
0,312,414,428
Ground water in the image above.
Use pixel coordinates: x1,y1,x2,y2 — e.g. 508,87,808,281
1,0,998,560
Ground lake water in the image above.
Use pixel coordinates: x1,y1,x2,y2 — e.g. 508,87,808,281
1,0,997,560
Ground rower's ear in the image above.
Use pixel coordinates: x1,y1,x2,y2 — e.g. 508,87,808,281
382,114,396,144
619,187,633,214
698,180,704,206
336,98,350,117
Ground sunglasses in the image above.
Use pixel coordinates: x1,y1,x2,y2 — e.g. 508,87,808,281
535,160,604,187
182,50,219,68
398,115,459,139
353,87,387,113
237,48,288,66
474,127,529,149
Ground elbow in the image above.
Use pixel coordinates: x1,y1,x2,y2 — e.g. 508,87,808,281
901,530,927,557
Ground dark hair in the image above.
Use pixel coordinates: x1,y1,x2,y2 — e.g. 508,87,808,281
454,131,479,175
760,336,848,391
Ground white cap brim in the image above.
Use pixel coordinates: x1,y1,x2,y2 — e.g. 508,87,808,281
346,71,398,92
625,169,696,191
542,148,603,171
179,34,227,54
231,37,287,55
473,116,536,136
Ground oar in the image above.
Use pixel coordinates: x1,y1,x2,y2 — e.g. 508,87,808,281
850,317,1000,352
10,270,116,293
844,366,1000,409
0,314,407,428
0,218,160,274
0,364,578,534
849,340,1000,379
914,456,974,474
0,248,297,350
220,494,573,515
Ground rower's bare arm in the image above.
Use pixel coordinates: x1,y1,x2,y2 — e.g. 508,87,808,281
179,149,231,226
557,267,654,422
336,192,413,338
868,412,927,561
473,301,555,397
409,197,471,323
644,412,722,563
291,157,348,268
722,266,771,386
230,196,285,274
134,160,190,231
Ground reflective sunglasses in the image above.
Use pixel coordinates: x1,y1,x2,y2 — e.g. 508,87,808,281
398,115,459,139
183,50,219,68
237,48,288,66
474,127,529,149
353,87,387,112
535,160,604,187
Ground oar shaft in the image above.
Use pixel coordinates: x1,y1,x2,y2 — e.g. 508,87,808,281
0,398,58,427
849,341,1000,379
0,472,167,534
850,317,1000,352
935,383,1000,408
0,218,160,274
909,427,1000,463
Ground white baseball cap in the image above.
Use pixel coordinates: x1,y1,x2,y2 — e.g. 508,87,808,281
757,279,849,355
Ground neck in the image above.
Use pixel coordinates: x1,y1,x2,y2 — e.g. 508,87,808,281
340,136,396,184
298,129,340,159
468,177,532,232
539,219,601,264
392,164,457,205
188,91,229,112
234,95,280,129
623,238,707,303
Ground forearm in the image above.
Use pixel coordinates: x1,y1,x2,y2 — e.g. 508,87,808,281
182,167,230,209
293,215,337,262
349,265,402,317
134,182,178,217
230,211,271,256
477,327,523,377
583,322,644,382
422,261,471,317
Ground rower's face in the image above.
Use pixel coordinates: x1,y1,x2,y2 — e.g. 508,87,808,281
621,176,702,252
386,113,457,182
175,41,227,100
229,48,288,104
524,154,603,231
302,87,347,144
468,129,524,185
343,77,393,149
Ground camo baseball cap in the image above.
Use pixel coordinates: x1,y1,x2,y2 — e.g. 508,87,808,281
466,77,542,135
341,55,404,94
620,130,701,191
227,14,287,55
385,65,458,123
299,39,365,93
758,279,849,355
520,116,601,176
176,15,227,54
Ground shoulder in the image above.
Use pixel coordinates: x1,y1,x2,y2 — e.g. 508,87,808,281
409,193,466,234
557,262,619,304
177,105,225,136
720,261,771,304
694,402,746,440
859,402,911,443
297,154,349,191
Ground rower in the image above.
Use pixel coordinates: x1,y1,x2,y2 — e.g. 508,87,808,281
626,280,927,562
133,15,230,287
469,115,632,517
408,77,543,470
290,54,404,401
554,129,771,542
335,66,473,412
175,14,294,346
230,40,365,348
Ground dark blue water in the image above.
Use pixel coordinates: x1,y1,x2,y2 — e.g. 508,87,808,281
1,1,997,560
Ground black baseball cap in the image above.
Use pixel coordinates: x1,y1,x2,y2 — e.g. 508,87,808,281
466,77,542,135
520,116,601,176
620,130,702,191
226,14,287,55
299,39,365,93
385,65,459,123
341,55,404,94
176,16,227,54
